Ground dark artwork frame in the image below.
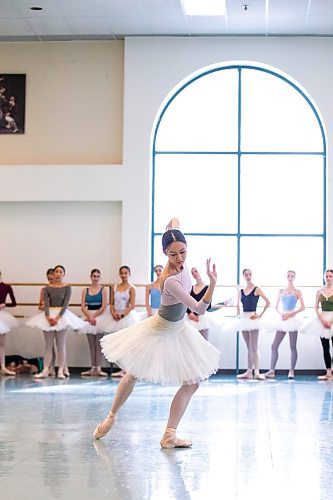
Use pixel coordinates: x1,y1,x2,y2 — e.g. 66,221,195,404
0,74,26,134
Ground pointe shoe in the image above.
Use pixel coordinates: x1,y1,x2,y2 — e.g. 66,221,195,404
264,370,275,379
57,370,66,380
160,428,192,449
254,373,266,380
96,369,108,377
34,370,49,379
318,374,333,381
93,413,116,439
64,368,70,378
111,370,125,378
237,371,253,380
0,367,16,376
81,368,94,376
288,371,295,379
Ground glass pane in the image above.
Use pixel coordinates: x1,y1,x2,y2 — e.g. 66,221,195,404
240,155,324,234
155,68,238,151
241,68,324,152
154,235,237,287
154,154,238,234
240,236,323,286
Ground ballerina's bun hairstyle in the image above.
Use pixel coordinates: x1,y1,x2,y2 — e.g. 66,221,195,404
90,268,101,276
242,268,251,275
162,229,187,253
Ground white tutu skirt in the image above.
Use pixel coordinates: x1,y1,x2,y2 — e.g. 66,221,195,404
186,313,212,331
26,307,85,332
0,319,10,335
78,310,111,335
100,313,220,385
222,312,268,334
103,310,140,334
0,310,18,332
301,312,333,339
269,313,304,333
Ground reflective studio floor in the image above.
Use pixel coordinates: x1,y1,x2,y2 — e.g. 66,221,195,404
1,375,333,500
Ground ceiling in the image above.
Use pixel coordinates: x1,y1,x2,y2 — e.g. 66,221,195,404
0,0,332,41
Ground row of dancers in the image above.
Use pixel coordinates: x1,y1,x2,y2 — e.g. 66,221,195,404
0,262,333,382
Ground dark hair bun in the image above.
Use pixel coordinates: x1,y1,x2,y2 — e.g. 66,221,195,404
162,229,187,252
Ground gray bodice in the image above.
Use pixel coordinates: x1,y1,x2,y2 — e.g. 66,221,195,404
158,303,186,322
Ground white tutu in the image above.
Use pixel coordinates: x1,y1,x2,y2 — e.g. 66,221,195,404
103,310,140,334
268,313,305,333
186,313,212,331
100,313,220,385
78,310,111,335
301,312,333,339
26,307,85,332
0,319,10,335
222,312,268,334
0,310,18,330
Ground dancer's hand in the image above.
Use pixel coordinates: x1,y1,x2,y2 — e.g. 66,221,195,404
282,312,292,320
206,258,217,285
89,316,97,326
0,303,5,310
250,312,260,320
188,312,199,322
165,218,180,230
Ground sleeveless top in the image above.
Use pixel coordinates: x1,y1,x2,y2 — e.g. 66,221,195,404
280,293,298,312
319,293,333,312
187,285,210,315
114,285,131,312
241,287,259,312
85,287,103,311
150,287,161,309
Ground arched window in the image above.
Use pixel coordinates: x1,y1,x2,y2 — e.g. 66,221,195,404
151,63,326,298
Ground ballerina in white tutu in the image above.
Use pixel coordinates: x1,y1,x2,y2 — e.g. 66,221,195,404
93,219,220,448
302,269,333,380
38,268,70,377
103,265,139,378
27,265,85,379
186,266,213,340
264,271,305,380
79,268,109,377
225,268,270,380
145,264,163,317
0,270,18,376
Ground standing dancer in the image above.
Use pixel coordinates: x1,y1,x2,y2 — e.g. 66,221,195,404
145,265,163,317
227,268,270,380
265,271,305,379
186,267,211,340
104,265,139,378
93,219,220,448
38,268,70,377
27,265,84,379
80,269,109,377
0,270,18,376
302,269,333,380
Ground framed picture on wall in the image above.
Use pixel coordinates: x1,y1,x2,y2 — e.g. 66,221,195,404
0,74,26,134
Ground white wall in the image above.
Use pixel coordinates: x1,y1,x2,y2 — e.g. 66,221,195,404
2,36,333,369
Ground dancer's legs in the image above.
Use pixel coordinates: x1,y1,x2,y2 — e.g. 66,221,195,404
166,383,199,429
0,334,5,369
265,331,286,377
288,332,298,375
248,330,263,378
43,332,55,370
95,334,107,375
54,329,67,377
318,338,332,379
0,334,15,375
237,331,253,378
199,329,209,340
